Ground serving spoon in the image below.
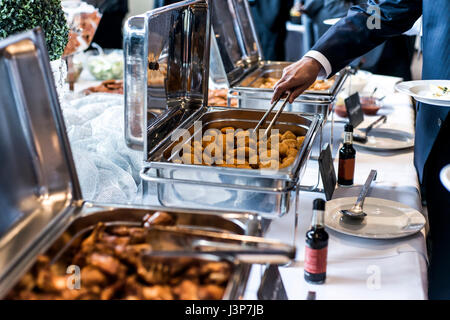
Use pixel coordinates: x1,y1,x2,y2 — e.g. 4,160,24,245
340,169,377,220
353,115,387,143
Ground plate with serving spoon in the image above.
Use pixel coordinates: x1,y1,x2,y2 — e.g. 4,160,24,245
325,170,426,239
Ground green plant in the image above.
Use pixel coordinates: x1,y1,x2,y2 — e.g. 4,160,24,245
0,0,69,60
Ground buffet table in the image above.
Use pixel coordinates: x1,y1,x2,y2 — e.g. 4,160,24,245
64,74,427,300
244,74,428,300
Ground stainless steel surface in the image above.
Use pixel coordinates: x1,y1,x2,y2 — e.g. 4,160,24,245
141,229,296,264
141,107,321,217
229,63,350,104
252,97,281,134
0,29,82,296
227,64,350,121
209,0,263,87
124,0,211,150
340,170,377,220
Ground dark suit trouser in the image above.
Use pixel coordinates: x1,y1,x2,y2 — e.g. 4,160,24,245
425,114,450,299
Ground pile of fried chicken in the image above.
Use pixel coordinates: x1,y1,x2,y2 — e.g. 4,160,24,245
208,89,238,107
7,212,231,300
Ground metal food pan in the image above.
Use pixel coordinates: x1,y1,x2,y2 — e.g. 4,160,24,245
237,62,341,96
5,207,257,300
162,116,309,164
228,64,350,121
141,107,321,217
77,204,261,236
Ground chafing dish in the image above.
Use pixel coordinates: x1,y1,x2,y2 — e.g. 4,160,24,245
0,29,293,300
140,107,321,217
5,207,265,300
123,1,321,217
208,0,349,118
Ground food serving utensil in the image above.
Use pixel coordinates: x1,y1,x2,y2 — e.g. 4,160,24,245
141,225,296,264
353,115,387,143
370,87,378,98
253,92,293,137
340,169,377,220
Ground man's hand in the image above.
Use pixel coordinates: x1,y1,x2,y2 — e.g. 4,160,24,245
272,57,322,104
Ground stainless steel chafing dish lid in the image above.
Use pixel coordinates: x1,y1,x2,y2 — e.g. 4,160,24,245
0,30,83,288
209,0,263,87
124,0,211,151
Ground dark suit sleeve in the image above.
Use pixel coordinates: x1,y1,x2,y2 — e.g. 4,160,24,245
303,0,325,18
312,0,422,76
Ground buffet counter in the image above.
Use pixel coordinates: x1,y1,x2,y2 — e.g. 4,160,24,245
244,74,428,299
65,74,427,300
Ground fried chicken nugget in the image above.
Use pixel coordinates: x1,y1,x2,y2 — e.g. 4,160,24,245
281,130,296,141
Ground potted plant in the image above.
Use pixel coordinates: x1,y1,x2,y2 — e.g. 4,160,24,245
0,0,70,94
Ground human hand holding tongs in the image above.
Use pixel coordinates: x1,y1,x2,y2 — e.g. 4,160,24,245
257,57,324,135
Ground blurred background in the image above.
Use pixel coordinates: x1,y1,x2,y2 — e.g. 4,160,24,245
92,0,422,80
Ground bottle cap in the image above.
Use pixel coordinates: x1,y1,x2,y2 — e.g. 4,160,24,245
344,123,354,132
313,198,326,211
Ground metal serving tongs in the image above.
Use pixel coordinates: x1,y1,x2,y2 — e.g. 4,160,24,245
141,225,296,265
253,92,294,137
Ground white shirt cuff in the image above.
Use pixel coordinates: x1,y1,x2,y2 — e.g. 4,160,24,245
304,50,332,79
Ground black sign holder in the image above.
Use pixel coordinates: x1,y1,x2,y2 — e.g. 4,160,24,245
345,92,364,128
318,143,337,201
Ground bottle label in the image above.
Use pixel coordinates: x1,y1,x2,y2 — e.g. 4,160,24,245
304,246,328,274
344,132,353,144
338,158,355,181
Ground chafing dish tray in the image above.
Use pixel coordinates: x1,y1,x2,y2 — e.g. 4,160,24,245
0,29,285,300
5,207,270,300
208,0,349,117
140,107,321,217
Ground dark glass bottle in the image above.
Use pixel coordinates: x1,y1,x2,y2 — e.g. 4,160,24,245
304,199,329,284
338,123,356,186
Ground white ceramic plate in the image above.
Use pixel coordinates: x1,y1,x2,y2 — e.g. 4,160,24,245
440,164,450,192
395,80,450,107
350,128,414,151
325,197,426,239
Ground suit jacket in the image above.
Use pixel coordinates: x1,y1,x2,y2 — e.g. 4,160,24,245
311,0,450,182
248,0,294,60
